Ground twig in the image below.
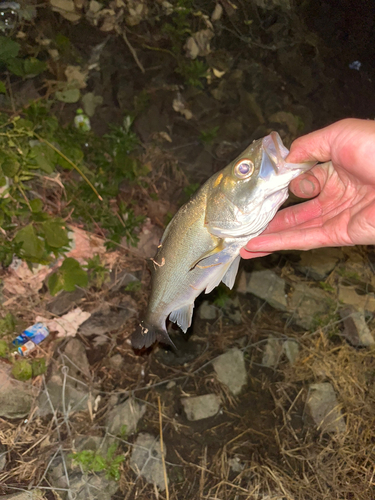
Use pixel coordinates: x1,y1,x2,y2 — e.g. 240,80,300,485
6,72,15,114
119,29,145,74
61,366,72,437
158,396,169,500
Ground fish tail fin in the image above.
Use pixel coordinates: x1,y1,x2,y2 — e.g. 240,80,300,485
131,320,175,350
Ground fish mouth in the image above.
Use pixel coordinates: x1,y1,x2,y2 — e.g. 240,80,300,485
260,132,316,181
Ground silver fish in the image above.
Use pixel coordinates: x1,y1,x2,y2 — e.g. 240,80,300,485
132,132,315,348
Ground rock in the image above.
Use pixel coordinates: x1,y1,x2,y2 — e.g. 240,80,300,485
49,459,118,500
212,348,247,395
198,300,217,320
181,394,221,421
130,433,168,491
283,339,299,364
47,287,86,316
121,219,163,259
247,269,287,311
79,299,137,336
222,296,242,324
48,434,119,499
297,248,342,281
37,340,95,417
262,336,283,368
62,338,91,378
37,372,96,417
106,397,146,436
305,382,346,433
0,444,6,472
235,268,248,294
155,336,203,366
109,354,124,369
289,283,331,329
0,363,35,419
108,270,141,293
74,434,115,456
339,307,374,346
338,286,375,313
2,491,45,500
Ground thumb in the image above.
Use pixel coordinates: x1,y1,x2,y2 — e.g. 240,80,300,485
289,172,321,199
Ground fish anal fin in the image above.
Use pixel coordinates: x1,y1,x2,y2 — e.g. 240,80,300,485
169,303,194,333
190,239,225,270
222,255,241,290
131,321,175,349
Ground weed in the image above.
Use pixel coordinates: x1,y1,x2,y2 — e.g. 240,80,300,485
0,313,16,337
319,281,335,293
70,442,124,481
119,424,128,438
160,1,209,88
11,359,32,381
31,357,47,377
85,255,110,289
0,340,8,357
337,268,362,282
311,306,340,338
124,280,141,292
0,103,146,274
0,36,46,79
199,126,219,145
182,182,200,200
48,258,88,296
175,59,208,88
212,284,232,308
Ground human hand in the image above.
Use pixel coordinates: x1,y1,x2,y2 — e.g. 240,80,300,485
240,118,375,259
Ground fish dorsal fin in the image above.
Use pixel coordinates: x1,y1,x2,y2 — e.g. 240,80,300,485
221,255,240,289
169,303,194,333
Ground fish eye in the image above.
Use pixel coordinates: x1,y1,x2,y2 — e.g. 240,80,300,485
234,159,254,179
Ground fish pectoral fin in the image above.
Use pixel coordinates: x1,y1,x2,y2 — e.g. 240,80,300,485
204,255,240,294
131,321,175,350
169,303,194,333
189,240,226,270
221,255,241,290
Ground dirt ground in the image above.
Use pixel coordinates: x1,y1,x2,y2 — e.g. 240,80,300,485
1,1,375,499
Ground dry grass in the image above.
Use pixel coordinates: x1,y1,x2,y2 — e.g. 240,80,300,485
1,257,375,500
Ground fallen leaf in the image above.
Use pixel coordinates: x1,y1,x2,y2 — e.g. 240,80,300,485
65,65,88,89
50,0,81,21
172,94,193,120
36,307,91,338
185,29,214,59
97,9,117,32
66,226,106,262
81,92,103,117
3,261,51,296
156,131,172,143
211,3,223,21
213,67,225,78
55,88,81,103
88,0,102,13
125,0,148,26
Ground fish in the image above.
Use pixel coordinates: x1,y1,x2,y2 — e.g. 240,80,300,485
131,132,315,349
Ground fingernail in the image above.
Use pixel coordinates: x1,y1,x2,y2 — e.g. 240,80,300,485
300,179,315,195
